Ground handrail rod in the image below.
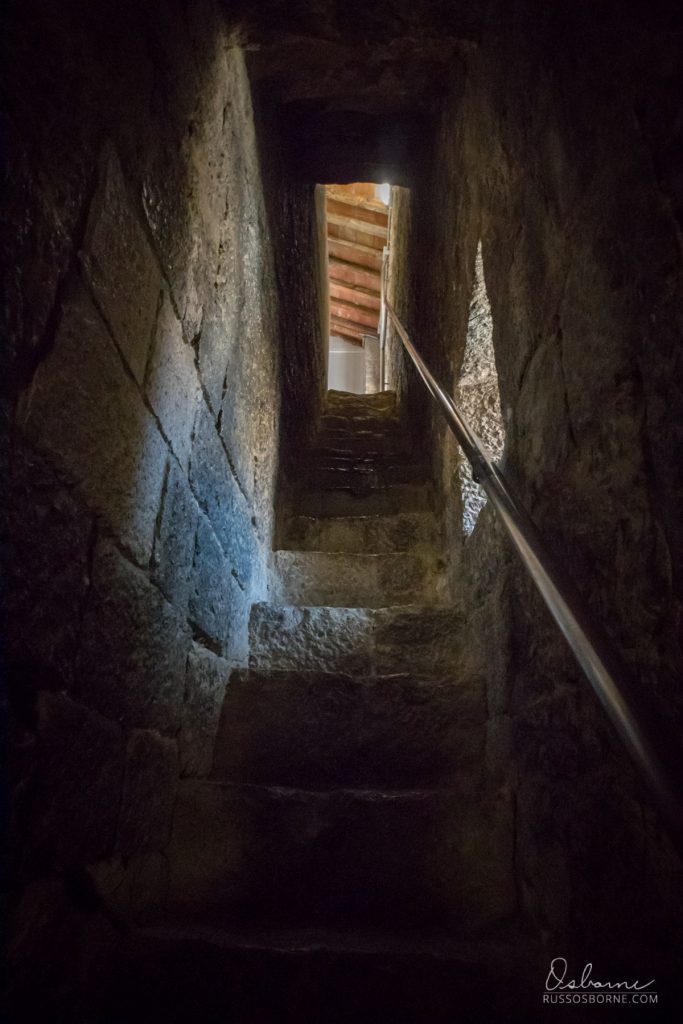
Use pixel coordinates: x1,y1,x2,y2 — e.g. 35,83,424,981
384,294,683,855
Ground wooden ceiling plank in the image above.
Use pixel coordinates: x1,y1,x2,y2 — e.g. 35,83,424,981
330,301,379,329
329,326,365,346
331,311,378,336
327,221,386,251
329,281,381,311
330,325,366,346
328,257,381,292
326,211,389,239
327,238,383,271
326,196,389,228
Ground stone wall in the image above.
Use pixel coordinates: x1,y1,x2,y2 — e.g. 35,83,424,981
408,0,683,971
2,1,324,1017
384,186,412,402
456,242,505,535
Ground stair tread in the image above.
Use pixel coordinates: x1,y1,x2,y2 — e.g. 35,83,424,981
134,920,536,961
116,922,540,1024
255,599,455,606
190,778,478,797
274,549,438,560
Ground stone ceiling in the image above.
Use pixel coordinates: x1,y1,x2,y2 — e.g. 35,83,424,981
221,0,487,183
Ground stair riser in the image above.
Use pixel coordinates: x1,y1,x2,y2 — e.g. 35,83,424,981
249,605,467,676
292,485,434,518
168,781,515,930
299,463,426,491
325,391,397,413
281,512,439,553
213,670,485,787
272,551,447,608
116,936,531,1024
320,414,402,433
312,437,410,457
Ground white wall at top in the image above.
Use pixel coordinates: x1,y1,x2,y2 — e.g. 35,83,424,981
327,335,366,393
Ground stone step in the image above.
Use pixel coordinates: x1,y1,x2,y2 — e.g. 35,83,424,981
296,483,434,518
311,432,411,457
302,451,421,471
280,510,439,553
272,550,447,607
166,780,515,930
212,669,485,787
320,412,402,433
299,461,426,491
325,388,398,415
248,603,467,677
115,924,539,1024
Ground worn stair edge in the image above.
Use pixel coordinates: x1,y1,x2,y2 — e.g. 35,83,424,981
248,602,467,675
279,510,440,553
114,923,541,1024
295,483,435,517
272,550,449,607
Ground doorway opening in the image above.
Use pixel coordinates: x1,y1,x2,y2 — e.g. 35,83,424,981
323,182,391,394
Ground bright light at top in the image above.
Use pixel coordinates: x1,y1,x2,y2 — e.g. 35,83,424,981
375,183,391,205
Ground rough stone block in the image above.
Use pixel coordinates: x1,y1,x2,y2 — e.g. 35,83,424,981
486,715,513,779
77,541,191,733
81,143,161,384
196,298,237,420
6,877,84,1021
118,729,178,857
281,511,439,554
299,483,433,518
151,460,199,612
145,290,201,469
272,550,446,608
188,513,249,658
189,404,257,589
21,284,168,566
3,139,83,389
373,606,468,680
213,669,485,787
167,779,513,931
434,784,517,930
88,853,170,926
29,692,124,866
138,46,255,344
248,603,374,674
509,688,587,782
180,644,231,777
3,441,93,688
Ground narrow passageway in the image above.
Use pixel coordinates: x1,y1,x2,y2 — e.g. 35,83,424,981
3,1,683,1021
120,387,526,1020
324,183,389,393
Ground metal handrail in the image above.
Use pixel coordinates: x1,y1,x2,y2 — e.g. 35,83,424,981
384,293,683,855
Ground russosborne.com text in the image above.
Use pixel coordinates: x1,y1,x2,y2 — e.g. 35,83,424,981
543,993,658,1005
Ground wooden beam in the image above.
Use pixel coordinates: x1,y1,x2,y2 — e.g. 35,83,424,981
330,301,379,330
327,219,386,251
328,257,381,293
330,324,365,345
329,281,381,312
331,312,377,337
327,238,383,271
329,326,365,346
326,196,388,228
326,211,388,240
327,183,378,202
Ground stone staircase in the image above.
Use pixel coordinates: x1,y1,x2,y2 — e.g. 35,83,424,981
113,391,540,1022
